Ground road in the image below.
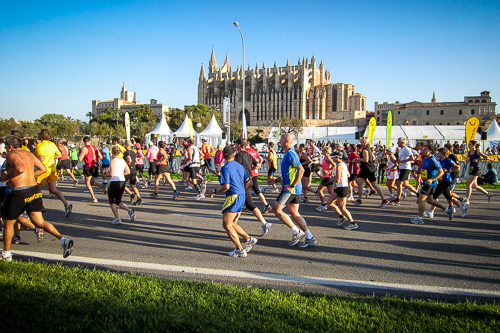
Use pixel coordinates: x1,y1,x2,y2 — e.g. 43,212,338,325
8,178,500,301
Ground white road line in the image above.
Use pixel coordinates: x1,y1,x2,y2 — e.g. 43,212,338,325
14,250,500,298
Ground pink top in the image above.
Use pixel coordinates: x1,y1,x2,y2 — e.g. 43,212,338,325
136,150,145,165
321,158,334,178
146,146,159,162
246,147,260,177
214,150,224,164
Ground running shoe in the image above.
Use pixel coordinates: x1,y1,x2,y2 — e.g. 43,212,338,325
47,192,54,199
102,183,108,195
128,208,136,221
111,218,122,225
259,187,266,193
353,199,363,206
173,190,180,200
89,198,98,203
408,191,417,196
444,206,454,220
390,199,401,206
423,210,434,218
363,188,369,197
73,179,78,186
369,190,376,196
185,186,193,191
130,193,136,203
202,178,208,185
200,184,207,195
460,204,468,217
316,205,328,211
272,188,280,193
12,236,21,244
242,207,249,212
337,216,347,226
401,190,407,200
150,193,159,199
34,228,44,243
315,192,320,201
344,223,358,230
228,249,247,257
379,199,389,208
262,204,272,215
62,238,74,258
298,237,318,248
410,217,425,225
64,203,73,217
288,230,306,246
134,198,143,206
300,197,310,203
260,222,272,237
347,195,355,201
0,250,12,262
459,197,468,204
141,183,148,189
245,237,258,252
488,192,493,203
195,193,205,200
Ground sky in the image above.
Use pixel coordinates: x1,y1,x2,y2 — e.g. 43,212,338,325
0,0,498,122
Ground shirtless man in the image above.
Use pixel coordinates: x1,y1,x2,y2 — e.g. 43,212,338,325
0,135,74,261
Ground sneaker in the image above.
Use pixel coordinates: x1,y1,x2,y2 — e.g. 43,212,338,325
62,239,74,258
401,190,407,200
134,198,143,206
315,192,320,201
460,204,468,217
408,191,417,196
242,207,249,212
298,237,318,248
64,203,72,217
300,197,310,203
488,192,493,203
260,222,272,237
228,248,247,257
460,197,468,204
195,193,205,200
423,210,434,218
128,208,136,221
200,184,207,195
379,199,389,208
389,194,395,201
410,217,425,225
185,186,193,191
173,190,180,200
73,179,78,186
245,237,258,252
347,195,355,201
102,184,108,195
445,206,454,220
337,216,347,226
12,235,21,244
390,199,401,206
259,187,266,193
344,223,358,230
141,183,148,189
0,250,12,262
363,188,369,197
369,190,376,196
288,231,306,246
111,218,122,225
130,193,136,203
262,204,272,215
150,193,159,199
35,228,44,243
316,205,328,211
89,197,98,203
353,199,363,206
47,192,54,199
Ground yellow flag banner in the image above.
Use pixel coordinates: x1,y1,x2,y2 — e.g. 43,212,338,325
367,117,377,144
465,116,479,151
125,112,131,141
187,118,195,139
386,111,393,148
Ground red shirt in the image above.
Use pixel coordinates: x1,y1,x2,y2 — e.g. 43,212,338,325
246,147,260,177
57,145,69,160
347,152,360,175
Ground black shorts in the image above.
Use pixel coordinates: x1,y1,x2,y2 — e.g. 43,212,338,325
334,186,350,198
320,177,334,186
244,187,257,211
310,163,321,174
303,167,311,178
251,176,261,195
4,185,46,220
204,158,212,167
268,165,276,177
0,186,8,219
84,166,99,178
136,164,144,173
358,170,377,183
419,184,435,196
148,161,157,176
156,164,172,175
276,191,300,205
398,169,412,182
57,159,71,170
433,181,452,200
188,166,200,179
108,181,126,205
468,166,481,176
101,164,110,169
348,174,358,182
125,173,138,186
71,160,79,167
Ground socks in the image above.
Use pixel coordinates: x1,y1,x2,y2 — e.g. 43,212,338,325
305,229,313,239
291,226,300,234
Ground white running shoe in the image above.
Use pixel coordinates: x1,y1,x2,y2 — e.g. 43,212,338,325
195,193,205,200
460,204,468,217
185,186,193,191
260,222,272,237
228,249,247,257
410,217,425,225
111,218,122,225
245,237,258,252
316,205,328,211
289,231,305,246
423,210,434,218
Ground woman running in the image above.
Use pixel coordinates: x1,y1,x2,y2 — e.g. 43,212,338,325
108,146,136,225
327,151,356,230
150,141,180,200
298,144,315,203
385,147,399,202
346,144,359,201
135,144,147,186
465,140,492,204
315,146,336,211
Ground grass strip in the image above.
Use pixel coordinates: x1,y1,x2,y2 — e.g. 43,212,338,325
1,261,499,332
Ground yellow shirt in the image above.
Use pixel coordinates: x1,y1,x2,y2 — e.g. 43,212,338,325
35,140,61,173
22,145,30,152
268,148,277,168
111,144,126,158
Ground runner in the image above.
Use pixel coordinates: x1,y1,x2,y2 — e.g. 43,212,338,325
298,144,315,203
308,139,323,178
107,146,136,225
384,147,399,202
78,136,106,203
209,145,257,258
270,133,317,248
315,147,336,211
353,137,389,208
234,139,272,235
56,140,78,185
246,143,273,214
146,142,159,186
213,144,224,177
326,151,356,230
1,135,74,261
266,142,279,192
185,138,205,200
465,140,492,204
100,142,110,186
35,129,72,217
346,144,360,201
409,144,453,225
69,144,84,180
391,138,419,205
150,141,180,200
135,143,147,186
123,141,143,205
200,138,217,178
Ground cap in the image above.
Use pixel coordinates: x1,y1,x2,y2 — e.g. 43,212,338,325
223,145,236,157
134,143,141,148
182,141,188,146
201,137,207,141
148,142,153,146
331,151,342,157
387,146,396,153
69,143,75,148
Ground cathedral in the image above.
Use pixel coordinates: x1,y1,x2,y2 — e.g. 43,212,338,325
198,49,367,127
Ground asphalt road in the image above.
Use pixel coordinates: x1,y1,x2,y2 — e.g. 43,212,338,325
7,178,500,301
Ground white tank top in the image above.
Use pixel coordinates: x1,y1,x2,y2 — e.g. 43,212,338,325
387,156,397,170
334,162,349,187
190,146,200,167
110,158,126,181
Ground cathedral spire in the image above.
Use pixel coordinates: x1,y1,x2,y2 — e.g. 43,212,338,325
431,91,436,103
199,63,206,81
209,48,217,74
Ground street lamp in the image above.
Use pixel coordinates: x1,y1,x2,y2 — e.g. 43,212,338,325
233,21,247,139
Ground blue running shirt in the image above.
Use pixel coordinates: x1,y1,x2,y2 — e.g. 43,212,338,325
220,160,248,196
438,158,455,183
281,148,302,195
421,155,442,187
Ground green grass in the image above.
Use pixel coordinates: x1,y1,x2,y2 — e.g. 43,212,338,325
1,261,499,332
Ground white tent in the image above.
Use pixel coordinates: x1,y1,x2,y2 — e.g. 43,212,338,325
145,114,172,144
363,125,407,146
485,121,500,141
198,114,223,148
268,126,358,145
172,115,197,139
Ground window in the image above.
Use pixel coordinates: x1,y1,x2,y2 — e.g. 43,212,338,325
408,109,412,114
440,110,444,115
426,122,430,125
412,120,417,125
417,109,421,113
471,109,475,115
447,123,450,125
426,110,430,115
398,111,400,115
459,110,462,115
439,123,443,125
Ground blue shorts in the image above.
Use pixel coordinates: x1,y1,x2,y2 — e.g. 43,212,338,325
222,194,245,213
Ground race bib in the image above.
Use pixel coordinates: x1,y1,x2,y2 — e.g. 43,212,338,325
421,169,428,179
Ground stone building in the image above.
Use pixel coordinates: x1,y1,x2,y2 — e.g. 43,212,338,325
198,49,367,127
92,83,168,119
375,91,497,126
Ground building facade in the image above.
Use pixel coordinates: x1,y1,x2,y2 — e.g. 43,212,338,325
198,49,367,127
374,91,497,126
92,84,168,119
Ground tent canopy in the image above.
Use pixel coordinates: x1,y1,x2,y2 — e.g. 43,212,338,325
172,115,197,138
268,126,358,144
485,121,500,141
198,114,223,148
145,114,171,144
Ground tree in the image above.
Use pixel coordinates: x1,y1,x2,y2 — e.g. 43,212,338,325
272,116,304,140
132,105,156,123
166,108,185,132
86,112,93,122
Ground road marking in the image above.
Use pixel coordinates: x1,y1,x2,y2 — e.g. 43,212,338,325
14,250,500,298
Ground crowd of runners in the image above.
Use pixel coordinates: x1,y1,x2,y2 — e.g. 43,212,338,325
0,128,496,260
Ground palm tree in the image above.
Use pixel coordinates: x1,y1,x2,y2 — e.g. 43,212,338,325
86,112,93,122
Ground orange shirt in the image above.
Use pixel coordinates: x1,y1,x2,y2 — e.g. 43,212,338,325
201,142,213,159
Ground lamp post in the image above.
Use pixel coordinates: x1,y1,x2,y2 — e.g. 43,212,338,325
233,21,247,139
